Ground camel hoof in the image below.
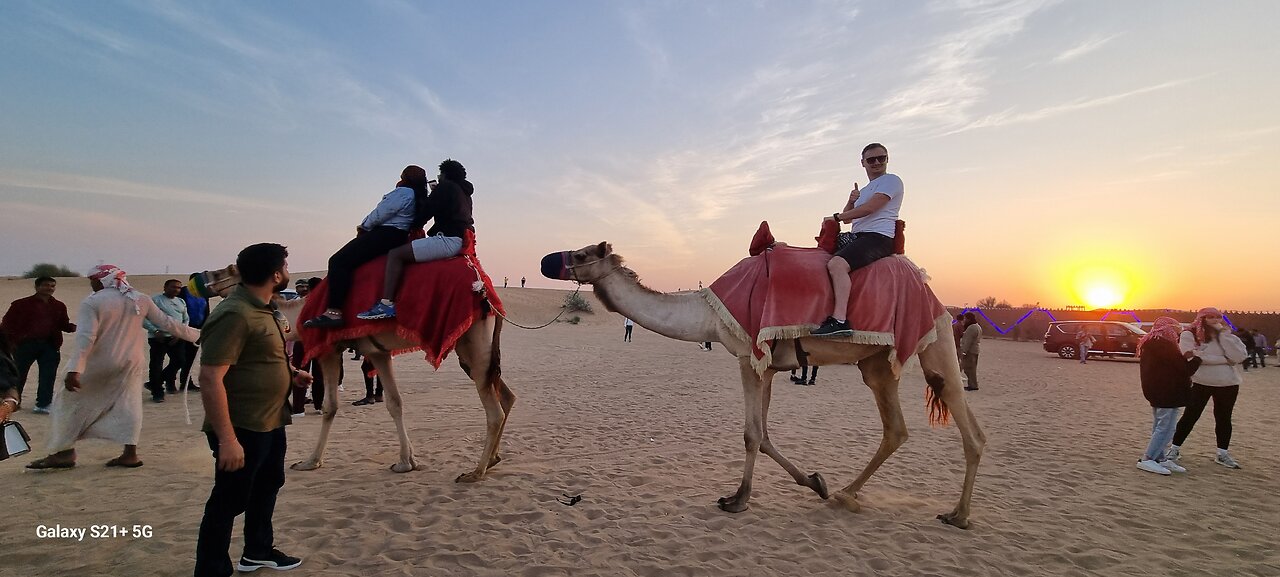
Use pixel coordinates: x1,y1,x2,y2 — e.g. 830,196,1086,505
807,473,829,500
455,470,485,483
831,492,861,512
716,495,749,513
488,454,503,468
390,462,416,474
937,512,971,529
290,460,321,471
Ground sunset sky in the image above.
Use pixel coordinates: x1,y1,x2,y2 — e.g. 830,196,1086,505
2,1,1277,310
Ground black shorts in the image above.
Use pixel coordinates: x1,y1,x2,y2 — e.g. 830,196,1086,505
833,232,894,270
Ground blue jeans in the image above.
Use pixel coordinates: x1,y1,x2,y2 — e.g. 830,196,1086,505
1144,407,1180,462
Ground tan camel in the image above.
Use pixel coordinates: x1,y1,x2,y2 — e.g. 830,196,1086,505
194,266,514,481
548,242,986,528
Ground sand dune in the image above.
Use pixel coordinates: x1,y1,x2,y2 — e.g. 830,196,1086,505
3,277,1279,576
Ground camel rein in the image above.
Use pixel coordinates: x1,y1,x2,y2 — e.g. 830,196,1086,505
464,256,620,331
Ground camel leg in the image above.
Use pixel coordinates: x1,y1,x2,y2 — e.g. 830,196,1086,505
718,357,766,513
757,369,829,500
366,352,417,473
292,352,342,471
919,339,986,529
455,325,508,483
832,354,907,512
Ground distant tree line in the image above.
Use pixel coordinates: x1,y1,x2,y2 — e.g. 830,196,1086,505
23,263,80,278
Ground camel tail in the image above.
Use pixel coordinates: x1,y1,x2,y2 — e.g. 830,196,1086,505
924,369,951,427
487,315,503,386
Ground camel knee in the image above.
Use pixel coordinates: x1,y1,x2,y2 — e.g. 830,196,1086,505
742,432,762,452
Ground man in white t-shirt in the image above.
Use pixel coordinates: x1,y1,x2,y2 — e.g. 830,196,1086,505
812,143,904,337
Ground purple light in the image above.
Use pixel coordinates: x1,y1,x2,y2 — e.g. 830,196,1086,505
951,308,1239,333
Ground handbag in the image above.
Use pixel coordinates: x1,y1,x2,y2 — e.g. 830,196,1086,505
1,420,32,460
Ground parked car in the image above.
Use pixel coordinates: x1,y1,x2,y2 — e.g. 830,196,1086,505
279,289,299,300
1043,321,1146,359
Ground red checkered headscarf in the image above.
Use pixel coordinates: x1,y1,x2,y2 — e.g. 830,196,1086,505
1137,316,1182,356
1187,307,1223,346
89,264,146,313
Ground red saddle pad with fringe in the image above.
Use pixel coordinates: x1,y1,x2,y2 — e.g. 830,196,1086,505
298,230,504,369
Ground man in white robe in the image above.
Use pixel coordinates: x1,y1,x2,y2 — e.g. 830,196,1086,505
26,265,199,469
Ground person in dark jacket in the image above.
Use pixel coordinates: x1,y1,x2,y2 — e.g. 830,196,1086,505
1136,317,1202,475
356,159,475,320
176,285,210,391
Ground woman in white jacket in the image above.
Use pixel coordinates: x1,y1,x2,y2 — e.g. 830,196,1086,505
1166,307,1249,469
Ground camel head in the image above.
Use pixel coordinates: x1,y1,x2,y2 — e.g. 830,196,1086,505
540,242,620,284
189,264,241,298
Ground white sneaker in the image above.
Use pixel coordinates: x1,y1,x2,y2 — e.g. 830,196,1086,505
1137,459,1171,475
291,412,305,418
1215,452,1241,469
1158,460,1186,473
1165,446,1181,461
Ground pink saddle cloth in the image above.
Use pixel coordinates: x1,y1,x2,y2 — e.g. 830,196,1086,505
298,231,504,369
705,245,946,373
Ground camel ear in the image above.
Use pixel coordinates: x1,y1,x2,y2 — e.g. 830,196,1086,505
227,264,238,277
596,241,611,256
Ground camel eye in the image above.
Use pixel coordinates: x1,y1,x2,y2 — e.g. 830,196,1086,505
572,253,584,262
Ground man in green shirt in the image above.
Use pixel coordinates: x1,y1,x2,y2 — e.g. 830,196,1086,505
195,243,311,577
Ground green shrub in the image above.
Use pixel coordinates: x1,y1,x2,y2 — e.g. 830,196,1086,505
24,263,80,278
564,292,592,313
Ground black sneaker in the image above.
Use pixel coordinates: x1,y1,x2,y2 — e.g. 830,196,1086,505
236,549,302,572
811,317,853,337
302,314,344,329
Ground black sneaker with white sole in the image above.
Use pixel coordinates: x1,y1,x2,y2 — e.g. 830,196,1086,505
236,549,302,572
810,316,854,337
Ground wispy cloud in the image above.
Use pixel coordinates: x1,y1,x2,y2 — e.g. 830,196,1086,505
942,76,1205,135
0,170,313,214
1053,34,1119,63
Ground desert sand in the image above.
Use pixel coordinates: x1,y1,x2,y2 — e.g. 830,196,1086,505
2,274,1278,576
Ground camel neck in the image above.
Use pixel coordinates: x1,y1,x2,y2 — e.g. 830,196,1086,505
592,270,720,343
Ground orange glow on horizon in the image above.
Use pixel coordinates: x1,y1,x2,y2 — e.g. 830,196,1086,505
1070,264,1135,310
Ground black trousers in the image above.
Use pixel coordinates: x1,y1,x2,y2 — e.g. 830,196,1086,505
325,226,409,310
833,232,895,270
195,427,287,577
14,339,59,407
624,326,633,342
1172,383,1239,450
148,337,186,397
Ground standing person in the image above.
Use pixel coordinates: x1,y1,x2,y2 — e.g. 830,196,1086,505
356,159,475,320
1166,307,1248,469
144,279,189,401
1136,317,1202,475
812,143,903,337
952,313,965,360
503,276,508,288
195,243,309,576
521,276,526,288
304,166,431,328
1076,327,1095,364
177,284,210,392
959,312,981,391
623,318,633,342
0,276,76,414
1251,330,1267,368
1236,327,1256,370
25,265,198,469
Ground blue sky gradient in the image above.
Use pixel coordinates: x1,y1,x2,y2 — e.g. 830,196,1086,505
2,1,1277,309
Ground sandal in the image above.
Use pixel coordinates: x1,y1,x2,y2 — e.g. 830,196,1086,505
105,457,144,468
27,457,76,470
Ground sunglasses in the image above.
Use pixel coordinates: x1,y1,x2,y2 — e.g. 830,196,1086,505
864,155,888,165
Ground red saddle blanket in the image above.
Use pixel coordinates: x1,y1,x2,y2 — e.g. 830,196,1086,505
705,245,946,374
298,232,504,369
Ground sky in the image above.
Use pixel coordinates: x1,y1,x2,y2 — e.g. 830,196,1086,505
2,0,1277,311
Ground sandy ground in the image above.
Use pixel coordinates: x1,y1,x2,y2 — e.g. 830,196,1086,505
2,275,1278,576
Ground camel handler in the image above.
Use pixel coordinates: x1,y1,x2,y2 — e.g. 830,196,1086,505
26,265,199,469
811,143,904,337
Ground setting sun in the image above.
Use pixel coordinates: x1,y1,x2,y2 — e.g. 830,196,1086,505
1071,266,1134,310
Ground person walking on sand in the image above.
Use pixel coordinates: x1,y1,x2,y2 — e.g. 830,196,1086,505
1076,327,1095,364
959,312,981,390
1136,317,1202,475
521,276,526,288
1166,307,1248,469
26,265,199,470
623,317,633,342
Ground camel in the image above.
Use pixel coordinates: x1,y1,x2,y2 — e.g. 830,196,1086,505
547,242,986,528
194,265,514,481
